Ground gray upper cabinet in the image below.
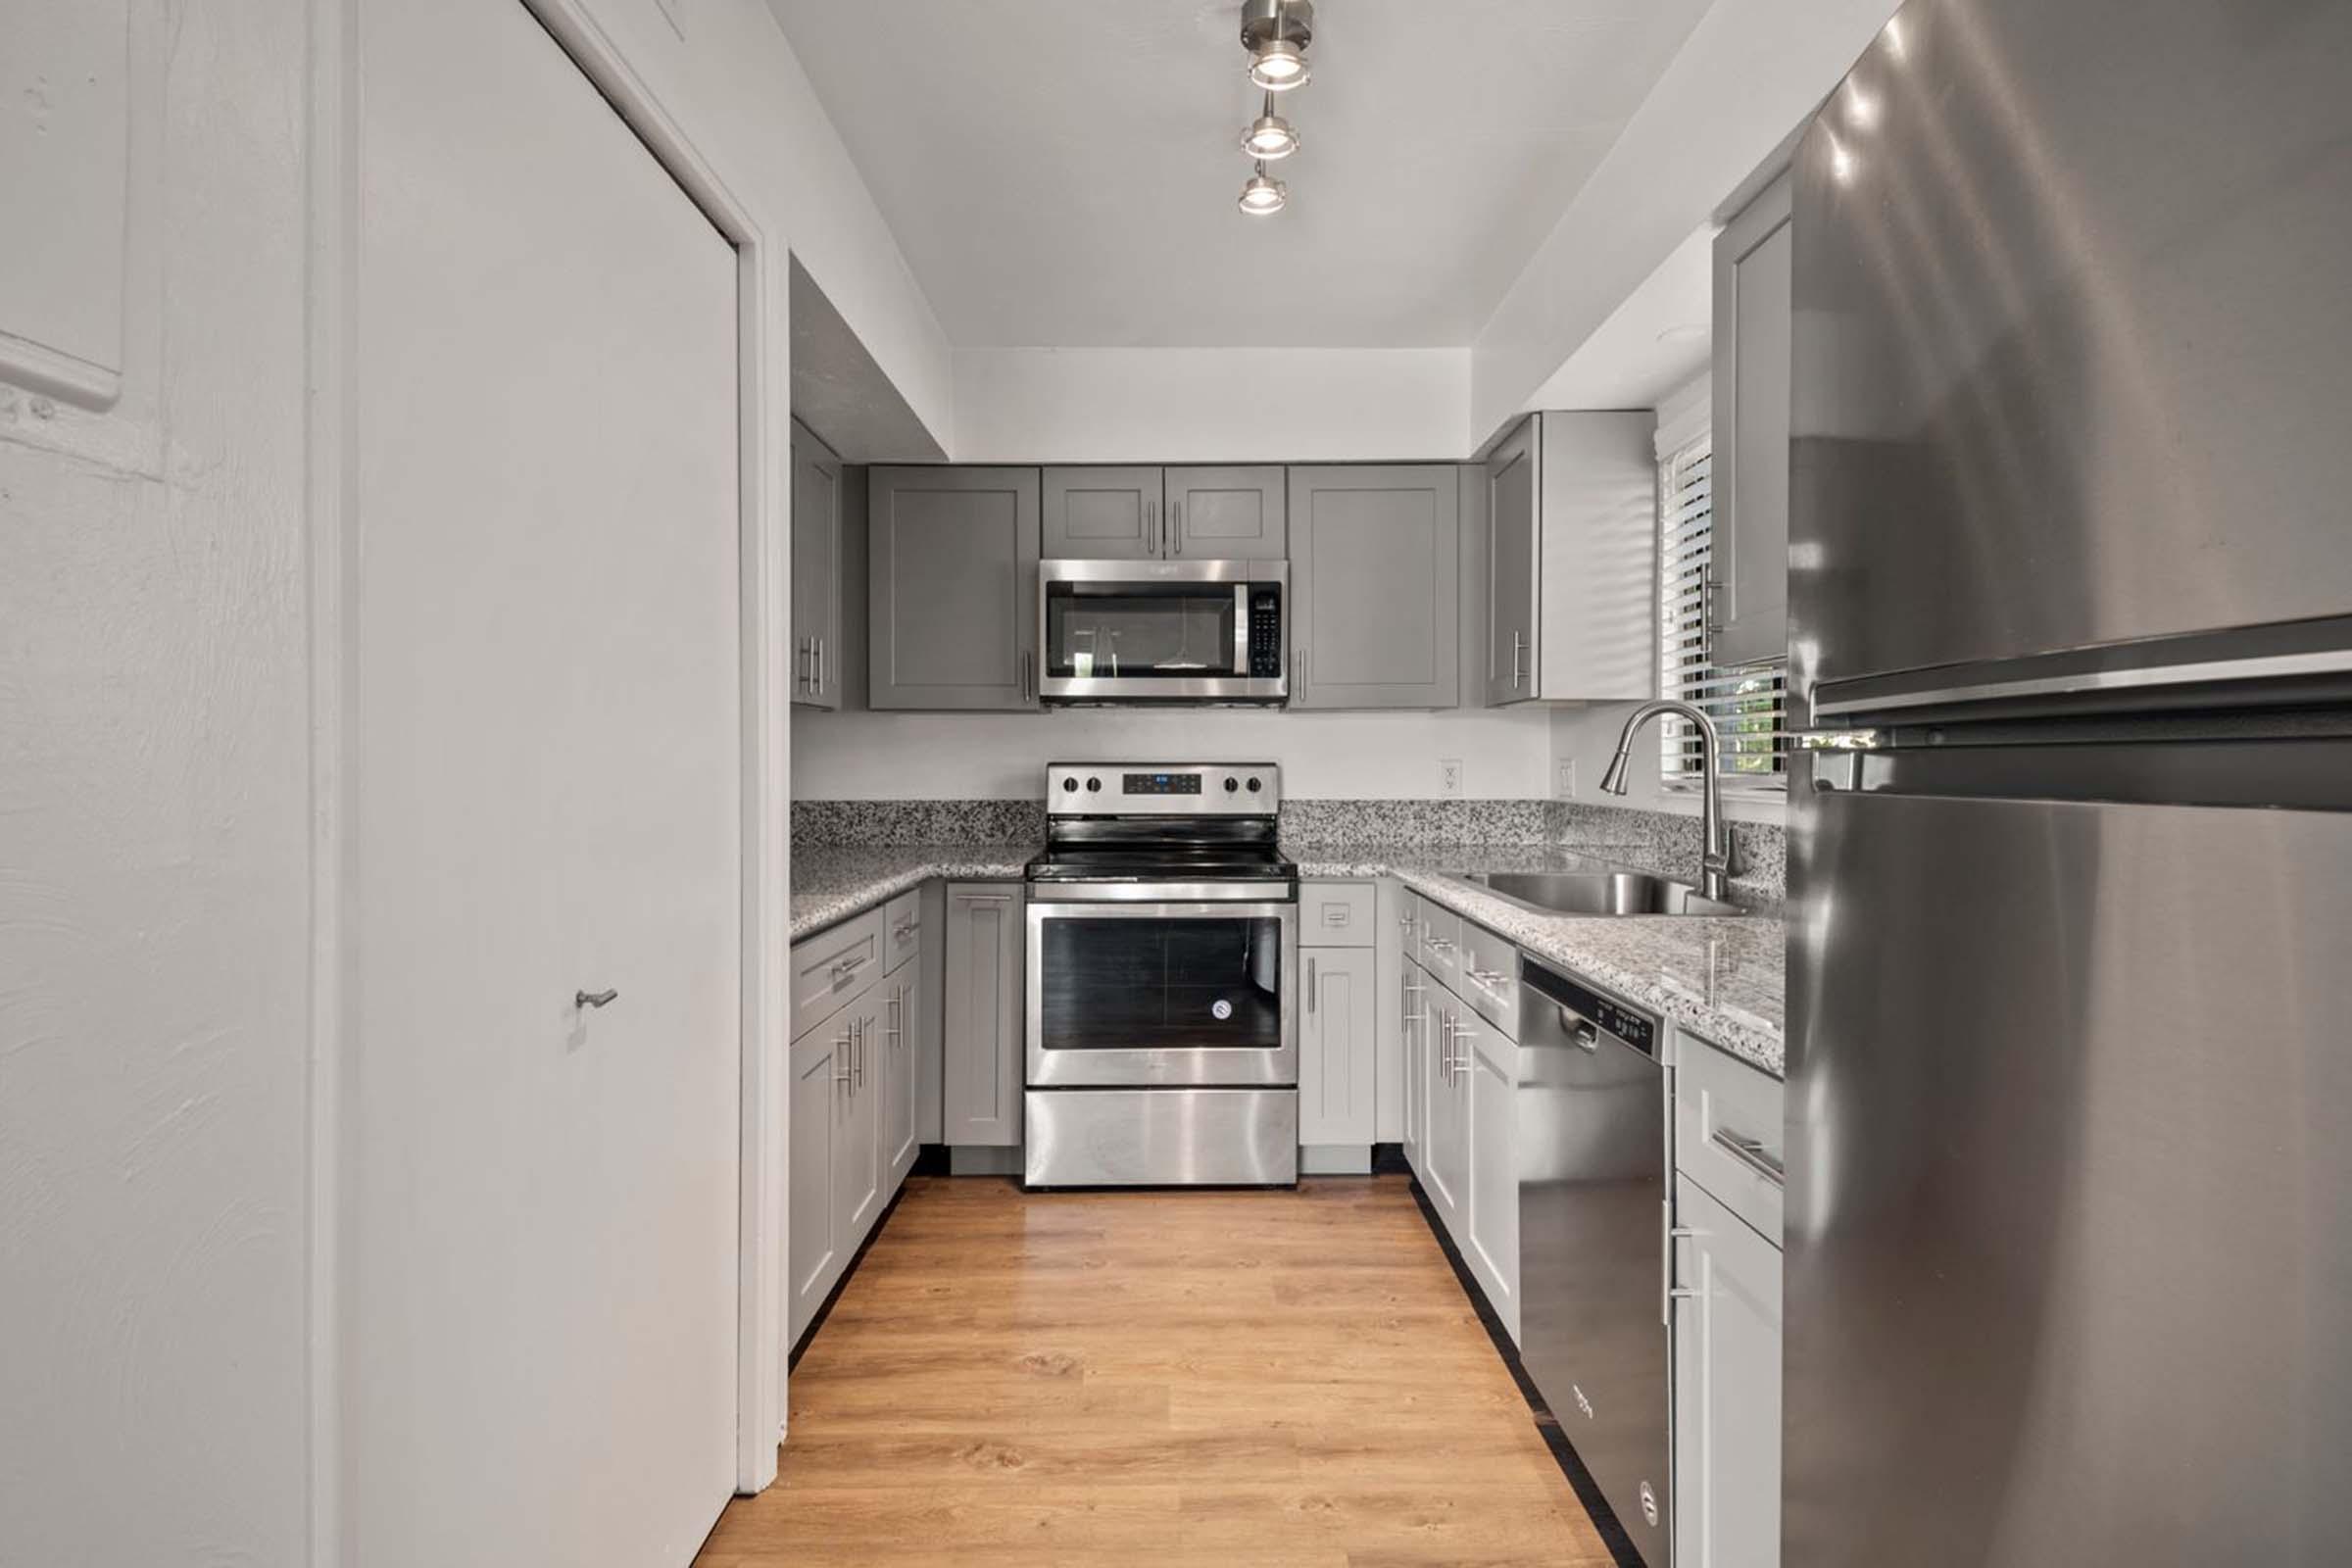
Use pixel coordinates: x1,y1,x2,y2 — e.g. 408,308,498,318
1043,465,1287,561
1485,418,1539,705
1289,465,1460,709
868,466,1041,710
1165,465,1286,558
1711,171,1792,671
790,418,842,710
1041,466,1160,560
1482,412,1655,706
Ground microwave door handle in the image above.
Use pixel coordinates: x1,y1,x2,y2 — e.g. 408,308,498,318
1234,583,1250,679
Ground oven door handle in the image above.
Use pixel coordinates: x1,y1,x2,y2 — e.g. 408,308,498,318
1026,898,1298,922
1026,884,1297,906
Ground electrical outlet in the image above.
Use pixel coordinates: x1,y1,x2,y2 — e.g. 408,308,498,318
1439,759,1464,798
1555,759,1578,799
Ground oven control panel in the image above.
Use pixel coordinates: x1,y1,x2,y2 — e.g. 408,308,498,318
1047,762,1281,814
1123,772,1201,795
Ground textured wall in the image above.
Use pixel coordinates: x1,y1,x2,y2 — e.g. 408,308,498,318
0,3,314,1562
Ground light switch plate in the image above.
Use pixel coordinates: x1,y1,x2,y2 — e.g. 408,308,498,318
1555,760,1577,799
1439,759,1464,798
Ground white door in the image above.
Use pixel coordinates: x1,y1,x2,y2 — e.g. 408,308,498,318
349,0,741,1561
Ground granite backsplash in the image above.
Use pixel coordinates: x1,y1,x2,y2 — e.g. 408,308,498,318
790,795,1786,903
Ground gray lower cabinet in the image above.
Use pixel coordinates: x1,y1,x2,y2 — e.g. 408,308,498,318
1464,1024,1519,1344
1672,1032,1786,1567
1288,465,1460,709
1481,412,1657,705
868,466,1041,710
1672,1173,1784,1568
791,418,843,709
942,882,1024,1147
1400,951,1429,1178
1711,170,1792,671
1166,465,1285,558
1298,945,1376,1152
880,959,921,1191
787,984,883,1345
1422,989,1469,1240
1042,466,1160,560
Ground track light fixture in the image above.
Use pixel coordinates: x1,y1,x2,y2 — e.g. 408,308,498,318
1235,1,1312,216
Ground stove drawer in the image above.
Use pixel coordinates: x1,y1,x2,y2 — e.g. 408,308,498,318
1302,881,1375,947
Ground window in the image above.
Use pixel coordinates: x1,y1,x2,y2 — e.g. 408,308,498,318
1658,435,1788,788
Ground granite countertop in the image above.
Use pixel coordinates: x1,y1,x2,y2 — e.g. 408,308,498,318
1288,843,1788,1078
790,844,1035,941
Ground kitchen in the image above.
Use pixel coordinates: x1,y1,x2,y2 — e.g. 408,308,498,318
4,0,2346,1566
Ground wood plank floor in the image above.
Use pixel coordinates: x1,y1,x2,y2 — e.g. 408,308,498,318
696,1175,1615,1568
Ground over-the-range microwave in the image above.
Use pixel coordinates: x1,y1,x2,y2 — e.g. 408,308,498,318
1037,559,1287,705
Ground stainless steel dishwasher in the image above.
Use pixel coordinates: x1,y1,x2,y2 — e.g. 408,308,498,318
1517,955,1672,1564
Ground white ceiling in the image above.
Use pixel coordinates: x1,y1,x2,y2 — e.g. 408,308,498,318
767,0,1713,349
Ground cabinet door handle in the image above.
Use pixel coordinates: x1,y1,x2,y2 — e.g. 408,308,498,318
1452,1018,1476,1081
1710,1126,1786,1188
1511,629,1526,692
1663,1200,1700,1325
1171,500,1183,556
1145,500,1157,556
834,1030,853,1089
1306,956,1318,1013
887,985,904,1050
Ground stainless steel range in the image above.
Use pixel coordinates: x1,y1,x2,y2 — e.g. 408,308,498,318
1023,762,1298,1187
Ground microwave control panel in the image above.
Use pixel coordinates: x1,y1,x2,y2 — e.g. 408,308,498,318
1249,588,1285,679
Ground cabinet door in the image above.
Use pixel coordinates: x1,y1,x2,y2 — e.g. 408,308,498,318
836,998,884,1242
882,970,920,1189
1042,466,1161,560
1288,465,1461,709
1465,1027,1519,1343
788,1028,843,1343
1485,417,1540,706
1165,465,1286,558
1673,1174,1784,1568
942,883,1024,1146
1299,947,1377,1147
1400,956,1428,1179
1424,1000,1468,1239
1711,172,1791,671
868,466,1041,710
790,418,842,709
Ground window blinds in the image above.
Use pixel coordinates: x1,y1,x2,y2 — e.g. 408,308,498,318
1657,439,1788,787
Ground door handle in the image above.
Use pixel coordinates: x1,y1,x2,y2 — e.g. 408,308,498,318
1145,500,1157,556
1710,1127,1786,1187
854,1019,865,1089
834,1029,853,1088
1511,629,1526,692
888,985,904,1049
813,635,825,697
1663,1200,1700,1325
1171,500,1183,556
574,988,618,1010
1452,1018,1476,1081
1305,956,1317,1013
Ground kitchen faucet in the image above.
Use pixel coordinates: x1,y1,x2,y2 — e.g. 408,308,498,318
1598,700,1735,904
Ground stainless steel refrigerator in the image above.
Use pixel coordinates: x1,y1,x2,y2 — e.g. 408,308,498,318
1786,0,2352,1563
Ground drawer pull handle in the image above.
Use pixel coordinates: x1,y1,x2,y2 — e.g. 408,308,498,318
830,953,871,985
891,919,918,942
1711,1127,1786,1188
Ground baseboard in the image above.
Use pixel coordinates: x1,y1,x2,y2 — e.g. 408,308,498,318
947,1144,1023,1176
1299,1144,1372,1175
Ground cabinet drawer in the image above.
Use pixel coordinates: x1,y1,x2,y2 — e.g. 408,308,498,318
1675,1030,1785,1245
1302,881,1376,947
1455,918,1520,1038
882,887,922,974
1415,898,1463,990
789,906,887,1044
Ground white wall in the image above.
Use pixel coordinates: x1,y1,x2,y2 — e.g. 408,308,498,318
0,5,314,1563
583,0,956,450
1471,0,1898,445
952,348,1471,464
795,708,1554,800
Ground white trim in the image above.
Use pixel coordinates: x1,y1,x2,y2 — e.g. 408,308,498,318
1652,369,1712,463
304,7,795,1547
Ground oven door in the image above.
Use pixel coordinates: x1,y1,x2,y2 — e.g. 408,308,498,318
1026,891,1298,1087
1038,559,1287,703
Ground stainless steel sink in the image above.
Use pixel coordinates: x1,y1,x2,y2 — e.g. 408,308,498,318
1453,869,1741,917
